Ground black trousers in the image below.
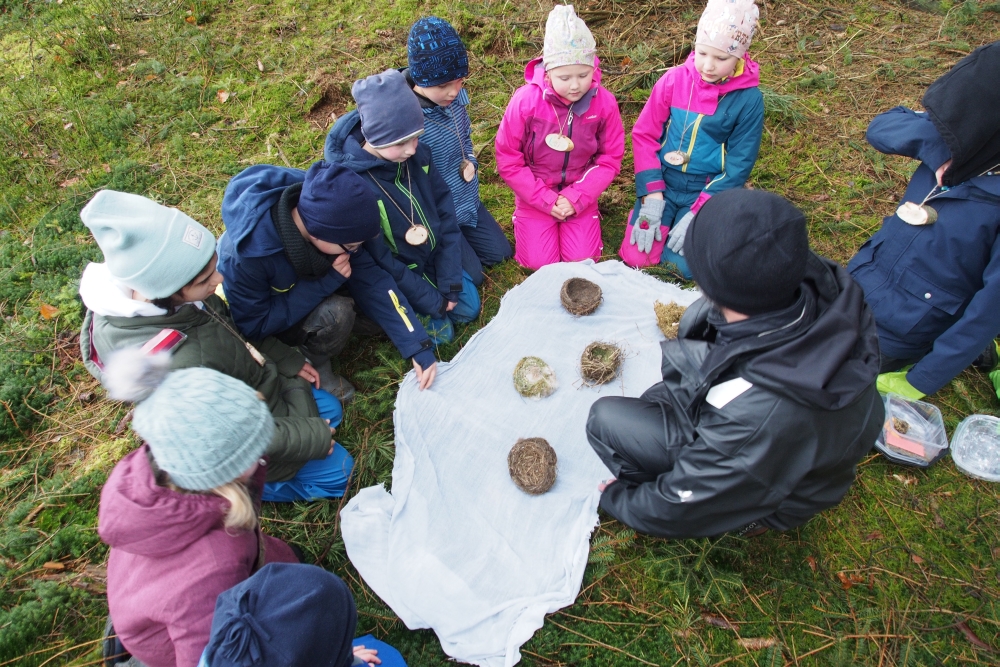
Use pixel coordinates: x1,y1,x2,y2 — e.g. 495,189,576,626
586,395,682,485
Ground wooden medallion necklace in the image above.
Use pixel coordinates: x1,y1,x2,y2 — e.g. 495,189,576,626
897,161,1000,226
545,100,575,152
424,111,477,183
368,167,428,245
663,79,699,166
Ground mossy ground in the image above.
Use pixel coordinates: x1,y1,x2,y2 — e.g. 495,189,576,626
1,0,999,664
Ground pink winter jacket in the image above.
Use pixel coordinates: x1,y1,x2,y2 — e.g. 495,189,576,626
495,57,625,215
98,447,297,667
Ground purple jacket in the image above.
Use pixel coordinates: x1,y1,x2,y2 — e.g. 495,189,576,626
98,447,297,667
495,57,625,215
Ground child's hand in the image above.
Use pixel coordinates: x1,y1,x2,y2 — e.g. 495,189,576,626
413,359,438,390
598,477,617,492
446,301,457,312
332,252,352,279
556,195,576,218
936,158,952,186
297,362,321,388
353,645,381,665
550,203,569,221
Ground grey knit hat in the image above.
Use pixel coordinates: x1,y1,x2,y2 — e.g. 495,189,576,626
352,69,425,149
104,349,273,491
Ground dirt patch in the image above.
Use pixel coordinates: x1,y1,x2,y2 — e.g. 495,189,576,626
306,77,352,130
508,437,557,495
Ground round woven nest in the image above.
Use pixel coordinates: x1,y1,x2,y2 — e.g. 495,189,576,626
580,341,623,386
513,356,558,399
508,437,558,495
560,278,603,316
653,301,687,340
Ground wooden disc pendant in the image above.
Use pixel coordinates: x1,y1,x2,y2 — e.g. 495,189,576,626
664,150,689,166
405,225,429,245
545,133,574,152
896,202,938,226
460,159,476,183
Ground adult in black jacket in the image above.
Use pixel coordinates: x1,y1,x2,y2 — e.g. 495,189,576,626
587,189,884,538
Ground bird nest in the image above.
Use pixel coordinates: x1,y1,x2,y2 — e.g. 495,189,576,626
560,278,602,316
513,356,558,399
508,437,557,495
653,301,687,339
580,341,623,386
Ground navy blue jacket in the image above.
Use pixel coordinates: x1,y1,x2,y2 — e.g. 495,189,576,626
324,111,464,316
848,107,1000,394
218,164,436,369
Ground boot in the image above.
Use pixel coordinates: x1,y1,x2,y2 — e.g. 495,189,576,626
972,340,999,373
311,355,356,405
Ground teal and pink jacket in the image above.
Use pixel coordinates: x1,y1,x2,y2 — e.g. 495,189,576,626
495,57,625,215
633,53,764,214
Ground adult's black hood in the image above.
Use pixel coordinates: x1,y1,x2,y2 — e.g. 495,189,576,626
922,40,1000,186
740,254,880,410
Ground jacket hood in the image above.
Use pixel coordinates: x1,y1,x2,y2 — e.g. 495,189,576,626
221,165,306,258
79,262,168,318
923,40,1000,187
324,110,397,175
98,446,229,558
681,52,761,95
524,56,603,110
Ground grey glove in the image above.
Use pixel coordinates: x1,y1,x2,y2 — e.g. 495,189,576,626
628,197,666,254
666,211,694,256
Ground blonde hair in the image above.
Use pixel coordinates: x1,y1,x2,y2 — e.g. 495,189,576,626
156,463,257,532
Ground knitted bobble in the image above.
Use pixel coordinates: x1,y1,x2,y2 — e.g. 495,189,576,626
103,348,172,403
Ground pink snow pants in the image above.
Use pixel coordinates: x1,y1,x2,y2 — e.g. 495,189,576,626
512,203,603,271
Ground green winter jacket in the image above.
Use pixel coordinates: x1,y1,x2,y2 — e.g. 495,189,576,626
80,295,331,482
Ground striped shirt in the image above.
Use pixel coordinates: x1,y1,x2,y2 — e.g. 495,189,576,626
417,88,481,227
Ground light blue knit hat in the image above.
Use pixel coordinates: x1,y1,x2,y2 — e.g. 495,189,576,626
104,349,273,491
81,190,216,299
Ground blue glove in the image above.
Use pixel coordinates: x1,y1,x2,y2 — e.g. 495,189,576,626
629,198,665,254
666,211,694,256
876,371,926,400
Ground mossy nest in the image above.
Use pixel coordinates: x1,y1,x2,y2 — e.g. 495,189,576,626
654,301,687,339
513,356,558,399
580,341,623,386
560,278,603,316
508,437,558,495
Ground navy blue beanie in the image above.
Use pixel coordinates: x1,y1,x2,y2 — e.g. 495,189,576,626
408,17,469,87
203,563,358,667
298,161,381,244
352,70,425,149
685,189,809,315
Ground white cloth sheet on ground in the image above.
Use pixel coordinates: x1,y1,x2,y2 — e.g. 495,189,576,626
341,260,700,666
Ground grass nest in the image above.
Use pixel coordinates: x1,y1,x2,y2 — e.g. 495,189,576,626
654,301,687,339
560,278,603,316
580,341,623,386
508,437,557,495
513,356,558,399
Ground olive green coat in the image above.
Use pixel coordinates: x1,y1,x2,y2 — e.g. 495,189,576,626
80,295,331,482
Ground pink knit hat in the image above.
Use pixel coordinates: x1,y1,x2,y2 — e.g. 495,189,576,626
695,0,759,59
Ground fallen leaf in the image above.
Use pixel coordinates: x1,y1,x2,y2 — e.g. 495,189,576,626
185,15,196,23
836,571,864,590
39,303,60,319
864,531,883,541
63,122,74,130
42,561,66,571
954,621,993,651
217,90,230,103
809,193,830,202
911,554,925,564
892,473,918,486
114,409,133,435
702,614,735,630
117,80,128,87
145,74,157,81
621,56,632,67
191,132,200,138
737,638,779,651
806,555,817,572
78,392,95,403
257,59,264,72
137,49,148,55
102,163,111,173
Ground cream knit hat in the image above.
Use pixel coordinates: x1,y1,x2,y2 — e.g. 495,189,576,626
696,0,759,60
542,5,596,70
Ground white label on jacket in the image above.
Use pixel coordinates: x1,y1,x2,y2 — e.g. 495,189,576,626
705,377,753,409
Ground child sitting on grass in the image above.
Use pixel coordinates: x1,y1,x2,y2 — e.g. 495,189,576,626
620,0,764,278
79,190,349,503
98,356,299,667
494,4,624,270
403,16,513,284
325,69,480,344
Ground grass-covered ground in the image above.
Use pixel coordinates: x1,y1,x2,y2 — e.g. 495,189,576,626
2,0,1000,664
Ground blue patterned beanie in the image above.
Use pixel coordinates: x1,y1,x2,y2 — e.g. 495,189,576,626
407,17,469,87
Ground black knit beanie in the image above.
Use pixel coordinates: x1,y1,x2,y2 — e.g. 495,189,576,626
685,189,809,315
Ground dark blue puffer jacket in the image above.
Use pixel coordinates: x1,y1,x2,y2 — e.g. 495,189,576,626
218,164,436,369
848,107,1000,395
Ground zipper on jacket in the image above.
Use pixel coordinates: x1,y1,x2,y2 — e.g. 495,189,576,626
388,290,415,332
558,110,575,190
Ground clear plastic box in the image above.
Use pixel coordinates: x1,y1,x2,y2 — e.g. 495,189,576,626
950,414,1000,482
874,394,949,467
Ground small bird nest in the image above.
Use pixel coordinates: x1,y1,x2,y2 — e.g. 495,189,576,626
654,301,687,339
513,356,558,399
508,437,557,495
580,341,623,386
560,278,602,316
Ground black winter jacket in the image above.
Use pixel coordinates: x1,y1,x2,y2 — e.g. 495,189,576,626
598,254,884,537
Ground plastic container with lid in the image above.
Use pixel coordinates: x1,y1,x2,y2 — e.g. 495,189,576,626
950,414,1000,482
874,393,949,467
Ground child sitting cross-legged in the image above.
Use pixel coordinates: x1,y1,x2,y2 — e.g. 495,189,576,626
325,69,480,344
